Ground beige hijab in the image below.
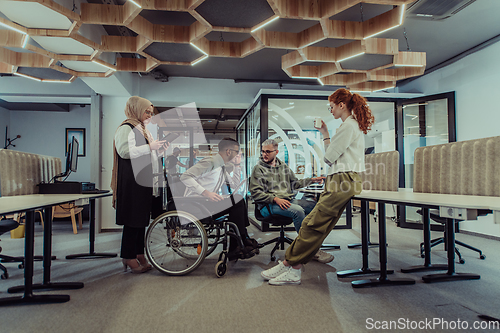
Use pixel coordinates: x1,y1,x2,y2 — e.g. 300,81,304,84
110,96,153,208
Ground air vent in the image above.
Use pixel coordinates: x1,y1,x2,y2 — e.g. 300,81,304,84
407,0,476,20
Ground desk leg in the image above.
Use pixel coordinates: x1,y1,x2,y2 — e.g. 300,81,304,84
352,203,414,288
422,218,480,283
0,210,69,306
66,198,117,259
401,207,448,273
338,201,388,277
348,199,378,249
8,207,84,294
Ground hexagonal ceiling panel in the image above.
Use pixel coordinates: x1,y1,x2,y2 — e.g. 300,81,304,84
0,0,426,90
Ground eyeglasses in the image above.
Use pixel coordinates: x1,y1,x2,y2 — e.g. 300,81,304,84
261,150,276,155
144,111,154,116
328,106,333,112
228,149,240,154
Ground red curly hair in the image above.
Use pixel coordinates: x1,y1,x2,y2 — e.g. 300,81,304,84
328,88,375,134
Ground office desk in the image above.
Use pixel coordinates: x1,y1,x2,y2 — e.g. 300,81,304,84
340,190,500,288
0,193,115,306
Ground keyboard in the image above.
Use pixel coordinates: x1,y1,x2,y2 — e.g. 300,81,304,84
82,189,110,194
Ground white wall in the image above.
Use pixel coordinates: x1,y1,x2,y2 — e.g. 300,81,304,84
398,40,500,142
399,39,500,237
101,96,133,230
9,106,91,183
0,106,10,148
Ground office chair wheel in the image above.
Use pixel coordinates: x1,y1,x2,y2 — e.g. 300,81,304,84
145,210,208,276
480,254,486,260
215,261,227,278
18,263,24,269
459,258,465,264
271,256,276,261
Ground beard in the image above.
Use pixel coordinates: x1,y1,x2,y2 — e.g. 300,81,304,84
264,156,275,165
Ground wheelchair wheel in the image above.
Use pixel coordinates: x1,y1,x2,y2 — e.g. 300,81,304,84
146,210,208,276
215,261,226,278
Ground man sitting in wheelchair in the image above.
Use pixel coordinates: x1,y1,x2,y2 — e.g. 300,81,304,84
179,137,259,261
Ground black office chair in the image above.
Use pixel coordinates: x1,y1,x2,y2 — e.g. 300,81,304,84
0,218,24,279
254,205,294,261
417,209,486,264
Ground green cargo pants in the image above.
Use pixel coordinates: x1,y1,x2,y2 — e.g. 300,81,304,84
285,171,362,266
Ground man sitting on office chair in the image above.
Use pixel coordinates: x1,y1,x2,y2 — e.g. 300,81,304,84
249,139,332,263
180,137,258,261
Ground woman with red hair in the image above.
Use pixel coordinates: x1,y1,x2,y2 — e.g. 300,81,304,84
261,88,375,285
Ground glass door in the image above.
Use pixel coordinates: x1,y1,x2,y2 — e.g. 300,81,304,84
397,92,456,228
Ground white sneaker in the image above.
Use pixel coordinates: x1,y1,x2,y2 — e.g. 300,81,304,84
268,267,301,285
313,249,334,264
261,260,289,280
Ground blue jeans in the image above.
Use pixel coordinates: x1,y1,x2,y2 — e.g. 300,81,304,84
260,198,316,232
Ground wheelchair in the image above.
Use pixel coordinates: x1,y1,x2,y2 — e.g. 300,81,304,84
145,196,247,277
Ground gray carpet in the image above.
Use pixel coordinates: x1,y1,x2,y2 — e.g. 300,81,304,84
1,213,500,333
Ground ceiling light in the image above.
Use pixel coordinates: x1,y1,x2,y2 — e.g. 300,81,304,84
317,78,324,86
190,43,208,56
41,79,72,84
92,60,116,71
0,21,26,35
14,72,41,82
416,14,433,18
364,5,405,41
291,76,317,80
22,35,29,48
191,55,208,66
338,52,365,62
289,102,294,105
394,64,425,67
128,0,141,8
251,15,279,33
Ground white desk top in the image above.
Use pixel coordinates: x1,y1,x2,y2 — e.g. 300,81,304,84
0,193,112,216
355,190,500,211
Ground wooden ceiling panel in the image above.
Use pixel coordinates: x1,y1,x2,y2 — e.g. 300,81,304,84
0,0,425,89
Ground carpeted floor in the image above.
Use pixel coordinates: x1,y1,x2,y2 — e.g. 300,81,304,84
1,212,499,333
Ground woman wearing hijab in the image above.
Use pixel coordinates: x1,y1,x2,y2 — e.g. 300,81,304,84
111,96,167,273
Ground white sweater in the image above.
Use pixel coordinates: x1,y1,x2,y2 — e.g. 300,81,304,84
324,115,365,175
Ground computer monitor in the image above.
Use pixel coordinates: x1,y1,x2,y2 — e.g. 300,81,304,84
365,146,375,154
54,136,78,181
68,136,79,173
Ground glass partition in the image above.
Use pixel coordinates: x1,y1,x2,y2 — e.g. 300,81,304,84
268,98,334,178
246,101,261,181
398,93,455,226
